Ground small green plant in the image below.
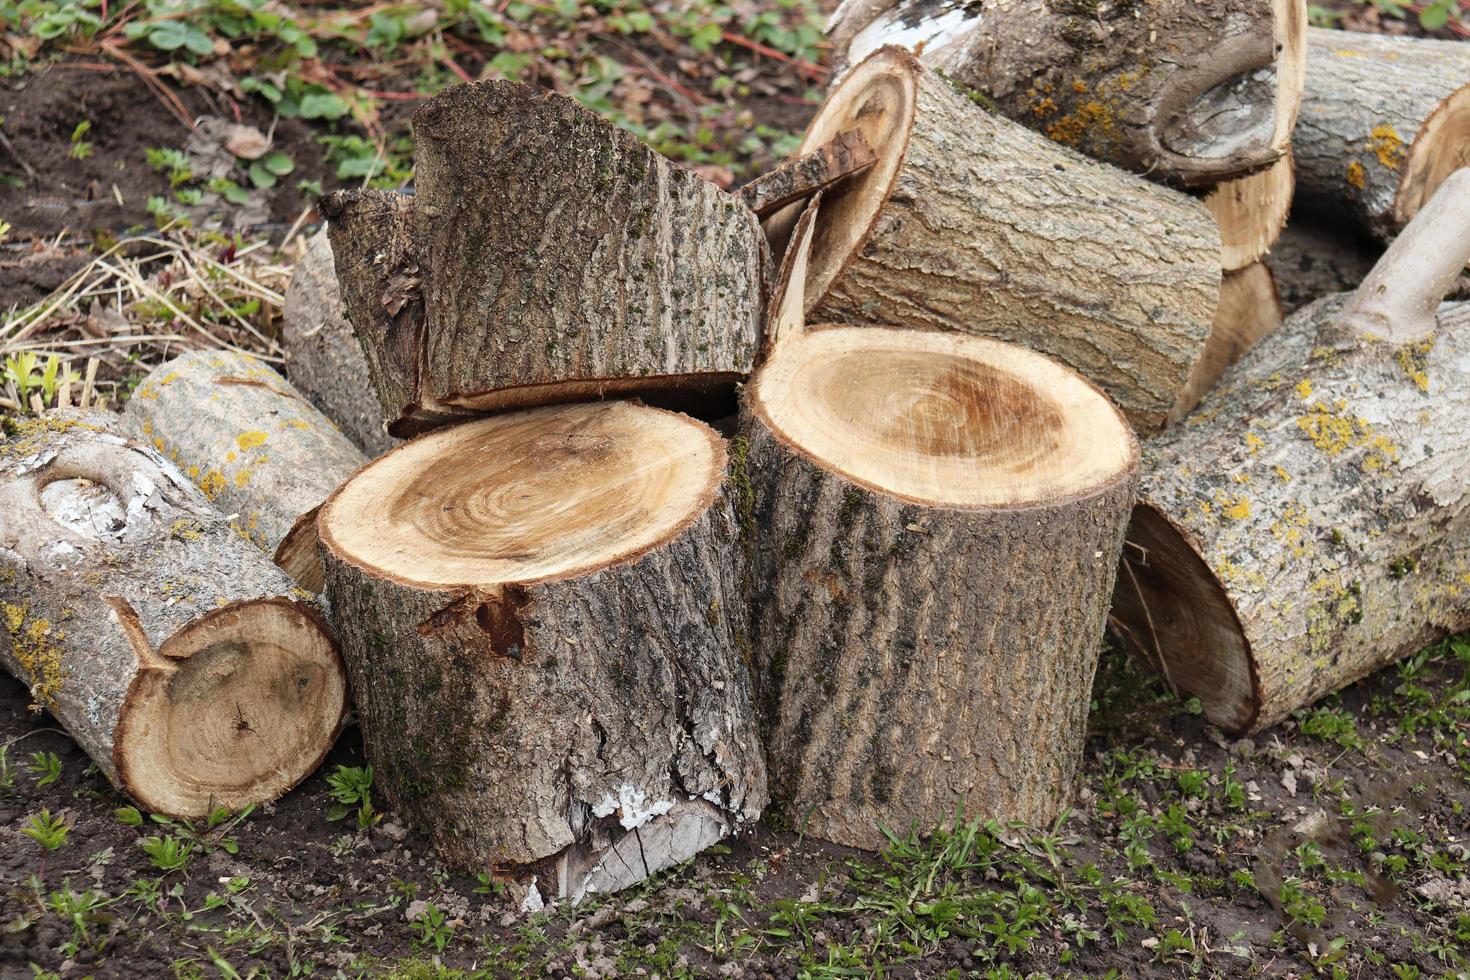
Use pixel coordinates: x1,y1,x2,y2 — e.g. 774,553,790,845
47,882,115,955
68,120,93,159
1298,705,1366,751
3,352,80,413
247,151,294,189
326,764,380,830
114,805,144,827
0,745,13,789
144,147,194,186
23,809,69,851
412,901,453,953
138,834,192,872
28,750,61,788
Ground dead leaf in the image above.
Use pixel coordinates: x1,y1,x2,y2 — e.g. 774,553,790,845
223,123,271,160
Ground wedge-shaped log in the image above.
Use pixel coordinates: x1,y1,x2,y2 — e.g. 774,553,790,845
319,401,766,902
826,0,1306,186
0,412,345,816
283,231,398,457
1204,153,1295,273
793,47,1222,432
1295,28,1470,241
124,350,367,592
1168,262,1283,423
744,213,1138,848
1112,170,1470,734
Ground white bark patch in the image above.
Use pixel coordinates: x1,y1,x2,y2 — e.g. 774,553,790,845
590,785,675,830
40,478,127,540
847,6,974,71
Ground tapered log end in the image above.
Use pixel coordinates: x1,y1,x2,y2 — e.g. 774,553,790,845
1204,153,1295,272
114,598,346,817
1395,83,1470,229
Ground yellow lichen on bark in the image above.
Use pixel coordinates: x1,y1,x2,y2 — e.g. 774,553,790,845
1346,161,1366,189
2,601,66,712
1367,124,1405,170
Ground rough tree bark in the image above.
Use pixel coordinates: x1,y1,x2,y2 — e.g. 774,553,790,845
826,0,1307,186
318,400,766,902
282,230,399,457
738,130,875,218
1204,152,1295,272
0,412,346,816
1295,27,1470,241
123,350,367,592
798,48,1221,432
742,215,1138,849
1168,263,1283,423
1112,169,1470,734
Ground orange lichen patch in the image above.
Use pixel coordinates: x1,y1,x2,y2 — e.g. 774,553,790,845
236,430,268,451
1296,398,1399,471
1214,491,1251,520
1346,161,1366,189
1368,124,1405,171
1031,97,1057,116
198,468,228,500
1045,98,1121,149
1070,79,1088,94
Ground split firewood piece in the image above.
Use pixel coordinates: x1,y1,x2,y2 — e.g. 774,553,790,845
0,412,346,817
318,401,766,901
1112,169,1470,735
1168,263,1283,423
346,79,762,430
123,351,367,592
739,129,876,218
282,230,399,457
1295,28,1470,242
826,0,1307,186
1204,152,1295,273
798,47,1222,433
743,214,1138,849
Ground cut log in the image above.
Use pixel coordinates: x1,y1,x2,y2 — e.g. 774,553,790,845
327,80,764,436
1295,28,1470,241
1168,263,1283,423
318,400,766,901
282,230,399,457
0,412,346,816
123,351,367,592
827,0,1307,186
1112,169,1470,734
798,47,1222,432
1204,152,1295,273
744,218,1138,848
739,130,876,218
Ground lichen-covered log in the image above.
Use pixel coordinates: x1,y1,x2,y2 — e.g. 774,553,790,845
319,401,766,902
1113,170,1470,734
0,412,345,816
1295,28,1470,241
282,230,399,457
123,350,367,592
827,0,1306,186
1204,152,1295,272
328,80,763,433
800,48,1221,432
1168,263,1283,423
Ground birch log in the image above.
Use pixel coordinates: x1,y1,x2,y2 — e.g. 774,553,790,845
796,47,1221,432
123,351,367,592
826,0,1307,186
1295,28,1470,241
0,412,345,816
319,401,766,901
1112,170,1470,733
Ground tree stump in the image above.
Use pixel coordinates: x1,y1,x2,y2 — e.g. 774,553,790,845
0,412,345,816
123,351,367,592
282,230,399,457
1295,28,1470,241
1112,170,1470,734
826,0,1307,186
1204,153,1295,273
1168,263,1283,423
796,47,1222,432
744,218,1138,848
318,400,766,901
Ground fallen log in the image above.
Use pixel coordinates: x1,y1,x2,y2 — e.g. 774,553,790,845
826,0,1307,186
739,129,876,218
797,47,1221,432
123,351,367,592
743,215,1138,849
1112,169,1470,734
282,230,399,457
1204,152,1295,273
1168,263,1283,423
318,400,766,901
1295,28,1470,241
0,412,346,816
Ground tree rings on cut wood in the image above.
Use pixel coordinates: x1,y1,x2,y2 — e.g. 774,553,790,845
1204,152,1295,272
827,0,1307,186
794,47,1222,433
0,412,346,816
318,400,766,901
124,350,367,592
1295,28,1470,241
743,323,1139,850
1168,263,1283,423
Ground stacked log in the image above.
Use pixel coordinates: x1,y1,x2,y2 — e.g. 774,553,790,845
0,412,346,816
1112,170,1470,733
318,400,766,900
1294,28,1470,241
789,47,1222,432
825,0,1307,186
1204,153,1296,273
1168,263,1284,423
123,350,367,592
